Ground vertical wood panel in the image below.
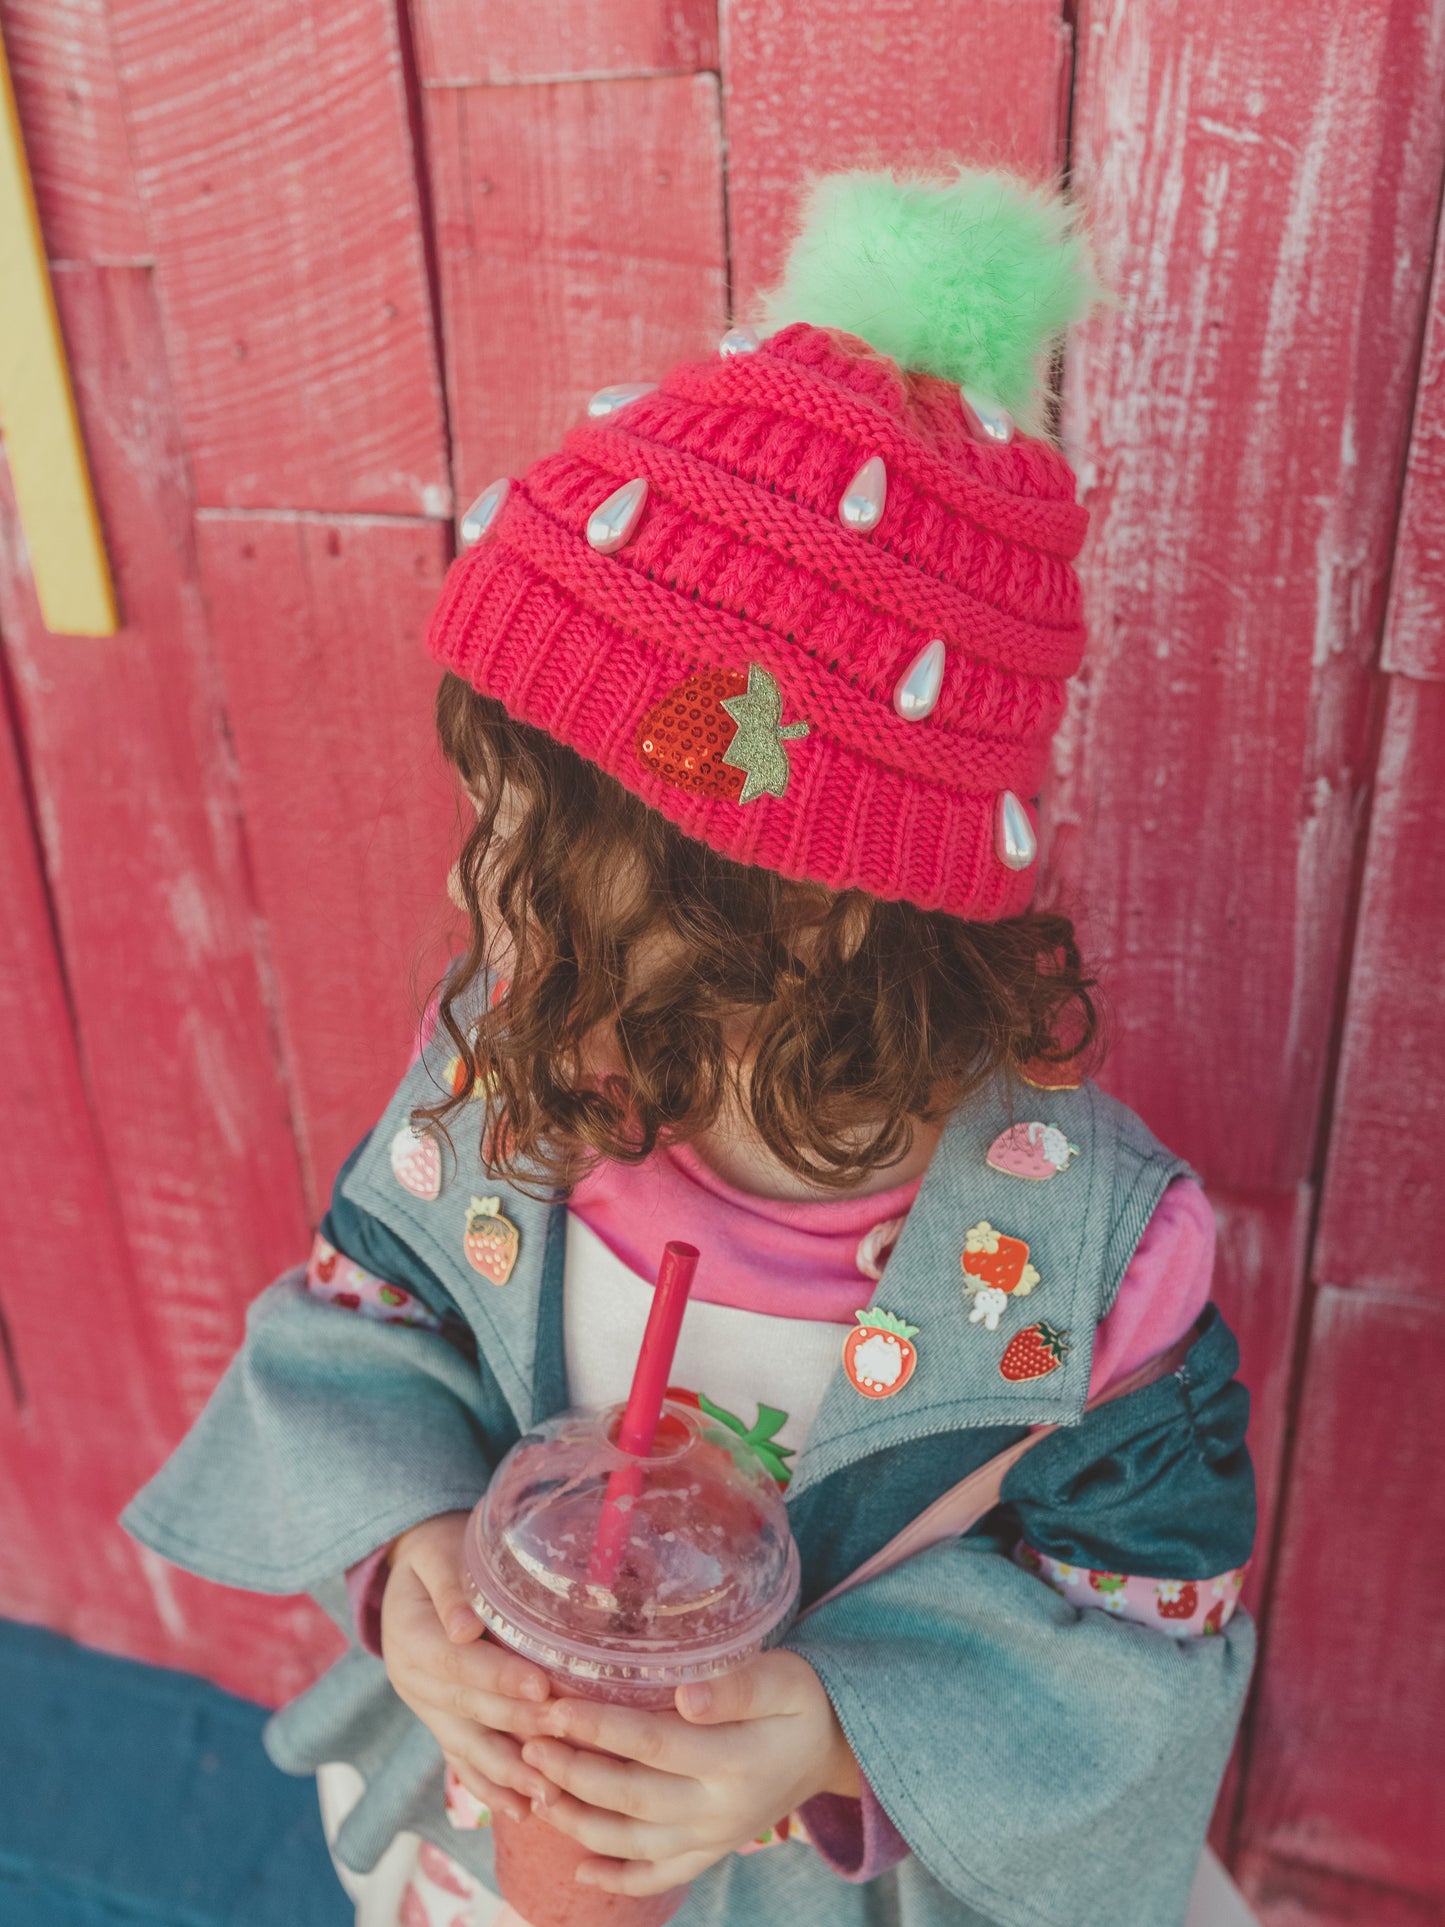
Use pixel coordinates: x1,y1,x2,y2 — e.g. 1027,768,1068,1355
0,266,310,1423
194,512,458,1215
1314,679,1445,1296
0,0,148,261
1059,0,1445,1193
1383,212,1445,682
101,0,449,515
1239,1290,1445,1899
412,0,717,85
721,0,1068,311
425,72,727,503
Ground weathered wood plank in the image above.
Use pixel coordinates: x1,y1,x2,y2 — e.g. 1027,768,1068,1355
1238,1852,1445,1927
425,71,726,504
0,0,149,261
0,265,310,1421
413,0,717,86
1382,197,1445,682
1207,1186,1311,1611
721,0,1068,311
101,0,449,515
193,511,458,1215
1059,0,1445,1192
1314,678,1445,1298
1238,1290,1445,1900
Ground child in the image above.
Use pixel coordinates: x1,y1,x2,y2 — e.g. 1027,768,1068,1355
124,167,1256,1927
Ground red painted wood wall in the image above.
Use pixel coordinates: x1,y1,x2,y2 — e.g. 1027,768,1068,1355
1,1,1442,1916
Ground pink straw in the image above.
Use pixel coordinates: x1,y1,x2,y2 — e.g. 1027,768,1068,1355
588,1241,699,1586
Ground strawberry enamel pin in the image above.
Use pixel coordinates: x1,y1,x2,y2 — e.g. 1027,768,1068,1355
843,1308,919,1400
960,1220,1040,1332
999,1320,1071,1382
390,1124,442,1200
463,1195,521,1286
986,1122,1079,1182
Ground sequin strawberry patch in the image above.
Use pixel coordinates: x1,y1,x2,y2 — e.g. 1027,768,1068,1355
463,1195,520,1285
960,1220,1040,1331
636,664,809,804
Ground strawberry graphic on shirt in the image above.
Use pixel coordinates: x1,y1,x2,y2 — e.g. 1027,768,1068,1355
1155,1580,1199,1621
697,1394,796,1486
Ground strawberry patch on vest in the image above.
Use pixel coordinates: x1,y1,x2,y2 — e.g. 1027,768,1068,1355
463,1195,521,1286
843,1308,919,1399
985,1121,1079,1181
960,1219,1040,1332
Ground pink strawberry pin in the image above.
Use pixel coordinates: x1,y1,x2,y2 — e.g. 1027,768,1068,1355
986,1122,1079,1181
390,1124,442,1200
463,1195,520,1286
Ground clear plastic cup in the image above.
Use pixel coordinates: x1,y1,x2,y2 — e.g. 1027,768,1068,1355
463,1399,801,1927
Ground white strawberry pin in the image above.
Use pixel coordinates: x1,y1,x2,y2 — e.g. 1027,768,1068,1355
463,1195,521,1286
986,1121,1079,1181
843,1308,919,1400
390,1124,442,1200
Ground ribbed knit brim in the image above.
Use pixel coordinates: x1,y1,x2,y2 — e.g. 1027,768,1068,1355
427,322,1087,921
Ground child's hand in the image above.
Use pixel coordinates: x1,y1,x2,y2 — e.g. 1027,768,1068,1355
518,1649,860,1897
380,1510,555,1822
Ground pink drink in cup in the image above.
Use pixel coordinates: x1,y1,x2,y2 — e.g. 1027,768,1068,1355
462,1244,800,1927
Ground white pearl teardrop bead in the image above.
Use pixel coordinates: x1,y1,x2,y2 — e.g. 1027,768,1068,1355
893,638,947,721
587,382,658,419
839,455,887,532
459,478,510,547
996,790,1038,871
586,477,649,554
719,325,760,356
959,386,1016,444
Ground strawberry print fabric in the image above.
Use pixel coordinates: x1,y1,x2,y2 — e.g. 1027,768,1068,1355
1014,1542,1247,1638
305,1233,444,1333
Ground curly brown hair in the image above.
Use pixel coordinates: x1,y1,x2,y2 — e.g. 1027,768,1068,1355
422,672,1099,1196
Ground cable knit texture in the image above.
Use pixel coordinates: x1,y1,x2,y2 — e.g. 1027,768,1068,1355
427,321,1089,920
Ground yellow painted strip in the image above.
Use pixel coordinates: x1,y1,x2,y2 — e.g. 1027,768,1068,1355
0,30,118,635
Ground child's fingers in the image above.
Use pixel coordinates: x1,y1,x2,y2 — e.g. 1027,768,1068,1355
520,1737,698,1825
575,1850,719,1899
529,1787,685,1864
539,1699,712,1778
443,1755,525,1826
433,1717,547,1807
405,1532,487,1644
440,1634,551,1709
429,1674,554,1740
674,1651,809,1725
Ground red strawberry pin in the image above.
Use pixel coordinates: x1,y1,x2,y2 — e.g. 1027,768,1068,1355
961,1220,1041,1331
843,1308,919,1400
998,1320,1070,1382
1155,1581,1199,1621
986,1122,1079,1181
463,1195,521,1286
390,1124,442,1200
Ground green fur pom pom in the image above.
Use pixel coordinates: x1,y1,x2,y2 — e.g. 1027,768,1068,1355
760,167,1104,433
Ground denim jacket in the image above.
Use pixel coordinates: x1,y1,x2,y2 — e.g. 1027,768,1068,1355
123,1016,1255,1927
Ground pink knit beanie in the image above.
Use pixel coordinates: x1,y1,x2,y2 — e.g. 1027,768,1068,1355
427,167,1102,922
